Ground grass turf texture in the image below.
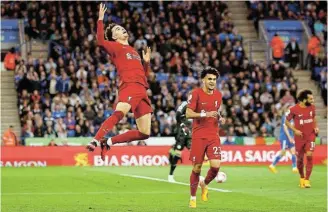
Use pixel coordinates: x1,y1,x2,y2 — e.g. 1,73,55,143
1,166,327,212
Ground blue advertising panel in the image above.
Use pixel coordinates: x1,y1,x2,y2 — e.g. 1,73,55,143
0,19,20,43
263,21,304,45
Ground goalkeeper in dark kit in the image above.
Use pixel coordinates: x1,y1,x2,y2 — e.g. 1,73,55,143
168,101,192,183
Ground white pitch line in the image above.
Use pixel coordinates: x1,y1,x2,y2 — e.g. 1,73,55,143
2,191,185,196
121,174,232,193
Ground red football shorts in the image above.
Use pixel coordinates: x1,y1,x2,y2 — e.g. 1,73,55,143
295,138,315,155
118,83,153,119
189,137,221,164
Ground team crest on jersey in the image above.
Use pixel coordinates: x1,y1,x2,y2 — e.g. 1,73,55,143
215,101,218,107
126,52,141,61
310,111,313,117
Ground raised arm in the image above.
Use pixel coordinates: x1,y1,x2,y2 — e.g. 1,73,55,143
97,3,107,46
97,21,106,46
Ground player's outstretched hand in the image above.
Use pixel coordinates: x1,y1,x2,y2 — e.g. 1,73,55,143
294,129,303,137
142,47,151,63
98,3,107,21
206,111,218,118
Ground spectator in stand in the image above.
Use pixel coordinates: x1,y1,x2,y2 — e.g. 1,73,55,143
2,126,18,146
56,71,70,93
4,48,18,71
271,62,286,82
307,35,321,70
270,33,285,62
281,90,295,105
65,111,76,137
285,37,300,70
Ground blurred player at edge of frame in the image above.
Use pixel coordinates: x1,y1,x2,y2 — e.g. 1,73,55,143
186,67,225,208
269,105,298,173
86,3,153,160
285,90,319,188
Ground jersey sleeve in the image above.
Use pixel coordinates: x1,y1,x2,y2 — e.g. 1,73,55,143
97,21,118,56
176,101,188,123
187,90,198,111
285,106,295,121
217,92,222,111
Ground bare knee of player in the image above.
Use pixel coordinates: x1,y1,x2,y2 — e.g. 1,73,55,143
192,164,202,173
290,147,296,155
115,102,131,115
209,159,221,168
136,113,151,136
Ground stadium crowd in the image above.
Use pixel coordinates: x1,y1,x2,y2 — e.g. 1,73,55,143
247,1,327,43
2,1,301,143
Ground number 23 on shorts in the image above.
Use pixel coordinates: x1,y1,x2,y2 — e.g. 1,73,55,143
213,146,221,155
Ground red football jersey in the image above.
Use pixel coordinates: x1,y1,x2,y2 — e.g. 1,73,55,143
97,21,149,88
187,88,222,139
286,104,316,142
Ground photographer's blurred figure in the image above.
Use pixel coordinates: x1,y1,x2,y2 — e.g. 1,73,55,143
2,126,18,146
137,140,147,146
48,139,58,146
285,38,300,70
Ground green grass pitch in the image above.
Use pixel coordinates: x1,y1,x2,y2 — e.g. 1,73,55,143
1,165,327,212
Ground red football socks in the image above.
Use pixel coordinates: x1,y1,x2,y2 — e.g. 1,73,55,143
305,156,313,180
190,171,200,196
297,155,305,178
94,111,124,141
204,167,220,185
112,130,149,144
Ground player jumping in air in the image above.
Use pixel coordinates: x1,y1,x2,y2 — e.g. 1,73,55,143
87,3,152,160
186,67,225,208
168,101,192,183
269,105,298,173
285,90,319,188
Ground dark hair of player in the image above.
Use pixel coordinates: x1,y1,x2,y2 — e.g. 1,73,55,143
200,66,220,79
105,23,117,41
297,89,312,102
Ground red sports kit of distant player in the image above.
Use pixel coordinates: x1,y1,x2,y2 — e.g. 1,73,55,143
285,90,319,188
86,3,152,159
186,67,225,208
